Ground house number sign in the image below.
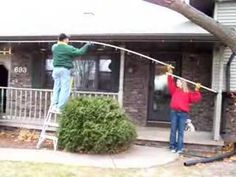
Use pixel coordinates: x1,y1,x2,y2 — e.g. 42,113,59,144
14,66,27,73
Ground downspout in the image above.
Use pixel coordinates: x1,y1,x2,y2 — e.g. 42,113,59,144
226,52,236,93
184,149,236,166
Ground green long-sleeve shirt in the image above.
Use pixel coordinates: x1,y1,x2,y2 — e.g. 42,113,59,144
52,42,90,69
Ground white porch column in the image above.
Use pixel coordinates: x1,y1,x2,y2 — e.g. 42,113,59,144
212,46,225,141
118,45,125,107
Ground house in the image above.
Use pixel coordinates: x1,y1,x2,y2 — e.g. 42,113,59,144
213,0,236,142
0,0,235,147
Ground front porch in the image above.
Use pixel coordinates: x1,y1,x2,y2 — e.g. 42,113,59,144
0,86,225,148
0,86,118,129
0,41,226,148
137,126,224,148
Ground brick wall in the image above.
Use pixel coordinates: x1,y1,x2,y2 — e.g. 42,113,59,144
6,43,215,132
4,48,49,118
10,51,33,88
9,44,46,88
123,54,150,125
123,51,214,131
181,53,214,131
222,93,236,141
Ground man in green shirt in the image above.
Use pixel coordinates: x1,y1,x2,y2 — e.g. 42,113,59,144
51,33,90,113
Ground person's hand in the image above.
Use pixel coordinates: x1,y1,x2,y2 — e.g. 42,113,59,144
166,65,173,74
86,41,93,46
195,83,201,91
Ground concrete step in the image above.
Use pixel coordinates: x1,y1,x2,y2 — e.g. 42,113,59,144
136,126,224,153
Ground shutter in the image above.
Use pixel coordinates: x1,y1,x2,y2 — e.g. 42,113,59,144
32,56,44,88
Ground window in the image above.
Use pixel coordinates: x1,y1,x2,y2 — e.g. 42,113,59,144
46,59,53,71
73,55,120,92
43,54,120,92
73,57,96,90
44,58,54,88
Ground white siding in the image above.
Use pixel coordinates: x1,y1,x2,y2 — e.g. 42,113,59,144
216,2,236,27
212,2,236,91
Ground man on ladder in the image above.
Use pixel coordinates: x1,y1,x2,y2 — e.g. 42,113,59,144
37,33,91,150
51,33,91,114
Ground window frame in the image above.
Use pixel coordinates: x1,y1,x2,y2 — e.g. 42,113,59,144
74,53,120,92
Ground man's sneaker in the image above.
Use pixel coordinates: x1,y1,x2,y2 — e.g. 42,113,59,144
170,149,176,153
176,150,184,154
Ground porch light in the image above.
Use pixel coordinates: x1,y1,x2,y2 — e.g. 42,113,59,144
0,47,12,55
83,12,95,16
40,48,47,52
127,63,136,74
97,47,105,51
128,67,134,73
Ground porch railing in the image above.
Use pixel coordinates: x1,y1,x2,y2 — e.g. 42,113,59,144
0,87,118,128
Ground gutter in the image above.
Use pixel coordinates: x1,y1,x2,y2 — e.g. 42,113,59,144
0,34,217,43
216,0,235,2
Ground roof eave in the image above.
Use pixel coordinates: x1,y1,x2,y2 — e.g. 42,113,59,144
0,33,218,43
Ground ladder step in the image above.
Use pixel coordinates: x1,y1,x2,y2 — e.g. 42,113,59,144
37,105,62,150
44,122,59,127
42,134,58,141
49,110,62,114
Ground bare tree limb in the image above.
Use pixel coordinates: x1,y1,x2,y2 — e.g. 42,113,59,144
144,0,236,52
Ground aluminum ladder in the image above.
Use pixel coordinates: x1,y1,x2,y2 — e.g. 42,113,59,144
36,105,61,151
36,74,75,151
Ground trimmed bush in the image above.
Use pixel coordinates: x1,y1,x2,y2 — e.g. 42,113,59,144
58,97,137,154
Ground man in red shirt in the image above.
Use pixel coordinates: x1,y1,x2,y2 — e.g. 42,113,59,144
167,65,201,154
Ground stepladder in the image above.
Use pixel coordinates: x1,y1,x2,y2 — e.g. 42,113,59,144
37,75,75,151
36,105,61,151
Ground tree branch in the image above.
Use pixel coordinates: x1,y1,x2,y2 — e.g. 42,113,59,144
144,0,236,52
145,0,174,7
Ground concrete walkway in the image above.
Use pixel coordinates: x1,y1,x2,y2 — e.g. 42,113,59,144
0,145,178,169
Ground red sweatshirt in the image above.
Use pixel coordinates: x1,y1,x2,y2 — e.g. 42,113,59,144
167,75,201,113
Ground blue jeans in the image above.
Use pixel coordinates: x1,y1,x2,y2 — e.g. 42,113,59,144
51,67,71,109
169,110,188,151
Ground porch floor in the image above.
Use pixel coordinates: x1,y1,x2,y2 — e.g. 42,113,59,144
137,126,224,146
0,119,225,147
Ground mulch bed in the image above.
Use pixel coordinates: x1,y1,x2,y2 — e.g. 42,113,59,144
0,128,53,149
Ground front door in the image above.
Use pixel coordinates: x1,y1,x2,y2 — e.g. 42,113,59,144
0,64,8,113
148,54,181,124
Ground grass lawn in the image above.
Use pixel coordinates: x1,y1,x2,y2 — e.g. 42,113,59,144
0,161,143,177
1,160,236,177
